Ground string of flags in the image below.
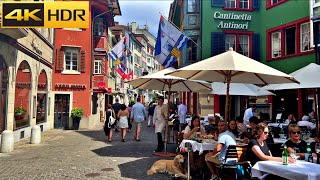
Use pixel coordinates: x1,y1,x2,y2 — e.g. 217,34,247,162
107,32,133,80
108,14,189,80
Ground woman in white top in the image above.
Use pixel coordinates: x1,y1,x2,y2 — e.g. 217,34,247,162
118,104,129,142
183,115,206,172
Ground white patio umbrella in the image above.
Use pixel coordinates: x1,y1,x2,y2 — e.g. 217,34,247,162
126,67,211,156
211,82,275,96
127,67,211,92
167,48,298,121
263,63,320,90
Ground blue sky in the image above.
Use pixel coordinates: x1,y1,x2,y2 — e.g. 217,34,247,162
114,0,173,37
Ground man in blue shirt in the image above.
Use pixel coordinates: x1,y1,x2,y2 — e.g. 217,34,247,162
205,120,236,179
131,97,147,141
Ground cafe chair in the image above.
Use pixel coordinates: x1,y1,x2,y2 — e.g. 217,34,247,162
219,144,252,180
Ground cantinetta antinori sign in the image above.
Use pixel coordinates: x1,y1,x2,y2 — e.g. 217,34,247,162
213,11,251,30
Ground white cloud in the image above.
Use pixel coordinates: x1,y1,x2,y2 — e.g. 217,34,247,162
114,0,173,36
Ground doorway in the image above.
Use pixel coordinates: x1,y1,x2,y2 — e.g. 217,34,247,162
0,58,7,133
54,94,70,129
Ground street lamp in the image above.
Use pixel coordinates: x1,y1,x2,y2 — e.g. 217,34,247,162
90,7,113,89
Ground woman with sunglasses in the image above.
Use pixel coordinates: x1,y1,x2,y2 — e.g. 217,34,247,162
246,123,295,166
285,124,307,153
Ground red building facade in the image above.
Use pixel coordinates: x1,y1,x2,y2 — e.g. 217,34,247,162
52,0,120,129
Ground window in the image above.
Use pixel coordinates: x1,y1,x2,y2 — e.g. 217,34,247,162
225,34,250,57
94,60,102,74
267,17,314,60
271,0,281,5
272,32,281,58
64,48,79,71
94,18,104,36
225,35,236,51
225,0,236,8
285,26,296,55
301,22,311,52
238,35,249,56
225,0,249,10
187,0,199,12
266,0,288,10
136,46,141,52
187,39,198,62
239,0,249,9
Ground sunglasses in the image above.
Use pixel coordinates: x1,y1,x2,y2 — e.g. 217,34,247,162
263,131,269,134
291,131,301,135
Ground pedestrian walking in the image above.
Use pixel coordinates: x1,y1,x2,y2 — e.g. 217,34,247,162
117,104,129,142
178,100,187,131
131,97,147,141
112,98,121,132
127,102,134,132
153,96,167,152
104,104,116,142
147,102,155,127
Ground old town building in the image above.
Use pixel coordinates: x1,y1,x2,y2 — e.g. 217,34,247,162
0,27,54,143
52,0,121,129
170,0,315,120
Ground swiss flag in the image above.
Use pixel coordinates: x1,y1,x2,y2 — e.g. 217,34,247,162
126,71,133,80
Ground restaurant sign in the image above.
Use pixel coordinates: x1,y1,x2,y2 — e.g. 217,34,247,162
213,11,251,30
55,83,86,90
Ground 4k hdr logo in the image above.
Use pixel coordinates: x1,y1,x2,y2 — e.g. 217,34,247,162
1,2,89,28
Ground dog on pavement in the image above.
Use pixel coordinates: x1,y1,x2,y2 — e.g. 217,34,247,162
147,154,188,179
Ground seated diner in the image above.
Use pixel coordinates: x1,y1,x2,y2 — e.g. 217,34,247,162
246,123,295,166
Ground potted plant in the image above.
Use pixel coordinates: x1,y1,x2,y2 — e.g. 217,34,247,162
71,107,84,130
14,106,26,120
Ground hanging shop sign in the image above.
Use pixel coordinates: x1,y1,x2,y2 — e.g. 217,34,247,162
213,11,251,30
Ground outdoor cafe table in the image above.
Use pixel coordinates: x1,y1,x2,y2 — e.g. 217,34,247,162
180,139,217,155
252,160,320,180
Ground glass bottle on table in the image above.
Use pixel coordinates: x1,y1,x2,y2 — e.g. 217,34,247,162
282,145,289,165
305,142,313,163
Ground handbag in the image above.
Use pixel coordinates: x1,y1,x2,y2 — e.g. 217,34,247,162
107,111,116,128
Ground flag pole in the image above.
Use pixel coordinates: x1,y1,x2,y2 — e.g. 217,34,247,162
158,12,202,49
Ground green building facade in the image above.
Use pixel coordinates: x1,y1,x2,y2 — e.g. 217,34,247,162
202,0,314,74
201,0,314,119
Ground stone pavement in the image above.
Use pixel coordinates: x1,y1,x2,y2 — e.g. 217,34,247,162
0,122,178,180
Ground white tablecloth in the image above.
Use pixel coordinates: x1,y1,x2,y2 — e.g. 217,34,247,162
268,123,289,127
179,139,217,155
273,138,315,144
252,160,320,180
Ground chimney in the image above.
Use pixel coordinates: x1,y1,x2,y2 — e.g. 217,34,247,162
131,22,137,33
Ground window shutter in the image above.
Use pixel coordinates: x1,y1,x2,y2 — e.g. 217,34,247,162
79,50,86,73
253,0,260,10
211,32,225,56
211,0,225,7
56,49,64,71
252,33,260,61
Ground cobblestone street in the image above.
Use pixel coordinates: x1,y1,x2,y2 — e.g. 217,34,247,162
0,122,174,180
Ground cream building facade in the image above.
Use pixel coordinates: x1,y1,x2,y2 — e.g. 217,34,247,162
0,28,54,148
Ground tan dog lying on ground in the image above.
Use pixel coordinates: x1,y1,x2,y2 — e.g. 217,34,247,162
147,154,188,179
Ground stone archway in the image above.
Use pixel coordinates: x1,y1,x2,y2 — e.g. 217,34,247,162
0,56,8,133
14,61,31,129
36,70,47,124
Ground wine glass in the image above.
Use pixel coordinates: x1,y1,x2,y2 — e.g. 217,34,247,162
290,148,299,160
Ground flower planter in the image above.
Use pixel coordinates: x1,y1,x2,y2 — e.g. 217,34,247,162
73,117,81,130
